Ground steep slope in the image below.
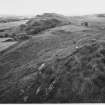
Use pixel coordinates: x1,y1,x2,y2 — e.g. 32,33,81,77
1,40,105,103
0,23,92,78
1,13,105,103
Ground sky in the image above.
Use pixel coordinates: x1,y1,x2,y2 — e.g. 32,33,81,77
0,0,105,16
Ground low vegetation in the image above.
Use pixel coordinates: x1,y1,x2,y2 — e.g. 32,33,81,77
24,13,71,34
0,13,105,103
1,40,105,103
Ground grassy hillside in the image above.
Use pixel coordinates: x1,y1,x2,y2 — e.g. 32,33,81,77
24,13,71,34
0,13,105,103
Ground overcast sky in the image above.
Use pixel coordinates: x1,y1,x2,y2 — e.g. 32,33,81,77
0,0,105,16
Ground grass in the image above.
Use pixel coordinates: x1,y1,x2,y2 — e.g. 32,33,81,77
0,13,105,103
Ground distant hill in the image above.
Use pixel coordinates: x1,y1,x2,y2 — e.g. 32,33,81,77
24,13,71,34
0,16,30,23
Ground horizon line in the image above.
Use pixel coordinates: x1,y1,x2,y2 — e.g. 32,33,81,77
0,12,105,17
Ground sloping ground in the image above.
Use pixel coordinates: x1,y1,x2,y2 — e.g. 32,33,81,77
49,24,91,32
27,13,71,24
0,20,28,39
24,13,71,34
1,40,105,103
1,13,105,103
0,24,92,78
